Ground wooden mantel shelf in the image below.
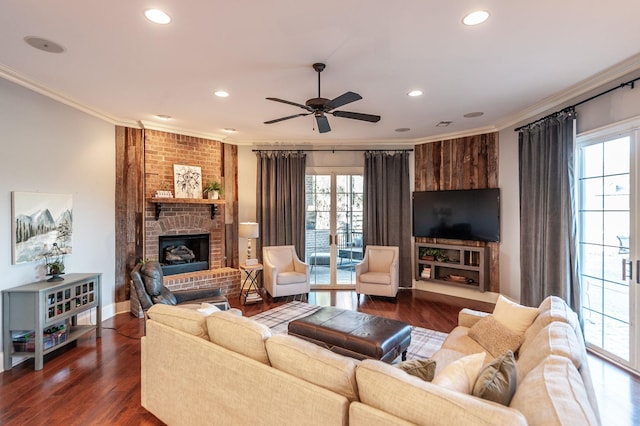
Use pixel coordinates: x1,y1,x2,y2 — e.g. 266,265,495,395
149,197,225,220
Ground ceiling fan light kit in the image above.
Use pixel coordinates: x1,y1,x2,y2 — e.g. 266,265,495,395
265,63,381,133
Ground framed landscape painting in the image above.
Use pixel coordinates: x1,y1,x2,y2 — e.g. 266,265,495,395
173,164,202,199
12,192,73,264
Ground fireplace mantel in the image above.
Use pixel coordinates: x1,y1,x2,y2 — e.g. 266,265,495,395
149,197,225,220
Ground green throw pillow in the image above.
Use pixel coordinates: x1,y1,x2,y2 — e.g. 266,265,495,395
396,358,436,382
472,350,517,406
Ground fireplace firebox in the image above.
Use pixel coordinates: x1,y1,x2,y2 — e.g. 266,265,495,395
159,233,209,276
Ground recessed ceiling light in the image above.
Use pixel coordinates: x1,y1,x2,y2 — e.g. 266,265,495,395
214,91,229,98
464,112,484,118
144,9,171,24
24,36,65,53
407,90,423,97
395,128,411,132
155,114,172,120
463,11,489,26
223,128,236,133
436,121,452,127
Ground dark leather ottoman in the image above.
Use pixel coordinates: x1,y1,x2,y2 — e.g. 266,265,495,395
288,307,411,363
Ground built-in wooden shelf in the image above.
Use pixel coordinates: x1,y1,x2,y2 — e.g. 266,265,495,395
149,197,225,220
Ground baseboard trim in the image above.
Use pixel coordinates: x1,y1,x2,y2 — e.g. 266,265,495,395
413,280,499,304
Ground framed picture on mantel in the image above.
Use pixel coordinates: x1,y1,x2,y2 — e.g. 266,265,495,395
173,164,202,199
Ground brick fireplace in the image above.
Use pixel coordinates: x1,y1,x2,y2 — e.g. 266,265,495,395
138,129,241,312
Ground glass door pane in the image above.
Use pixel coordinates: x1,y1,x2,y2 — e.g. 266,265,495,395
305,171,363,287
579,136,631,363
335,175,363,285
306,175,332,285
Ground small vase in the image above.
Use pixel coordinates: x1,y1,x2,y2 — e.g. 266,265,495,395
208,191,219,200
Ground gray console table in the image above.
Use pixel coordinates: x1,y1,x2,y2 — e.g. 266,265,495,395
3,273,102,370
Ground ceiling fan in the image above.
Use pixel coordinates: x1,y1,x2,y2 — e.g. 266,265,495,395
264,63,381,133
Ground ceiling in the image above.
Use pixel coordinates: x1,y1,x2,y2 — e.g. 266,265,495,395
1,1,640,146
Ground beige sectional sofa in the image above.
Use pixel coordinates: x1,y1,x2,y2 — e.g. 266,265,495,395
141,296,599,425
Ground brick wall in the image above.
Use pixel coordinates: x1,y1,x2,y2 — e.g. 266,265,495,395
143,129,240,298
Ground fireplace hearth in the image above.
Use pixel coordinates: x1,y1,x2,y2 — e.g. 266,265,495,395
159,233,209,276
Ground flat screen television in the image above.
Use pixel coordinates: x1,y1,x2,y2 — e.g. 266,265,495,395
412,188,500,242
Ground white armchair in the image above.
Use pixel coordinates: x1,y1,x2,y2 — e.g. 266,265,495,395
355,245,399,300
262,245,310,299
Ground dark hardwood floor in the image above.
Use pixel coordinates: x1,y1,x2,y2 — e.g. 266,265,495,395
0,289,637,425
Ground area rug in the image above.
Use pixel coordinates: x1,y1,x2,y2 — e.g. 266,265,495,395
250,301,447,361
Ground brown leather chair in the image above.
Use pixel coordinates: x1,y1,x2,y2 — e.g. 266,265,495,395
130,261,229,314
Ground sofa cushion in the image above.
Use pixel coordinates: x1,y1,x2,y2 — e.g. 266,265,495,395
468,315,523,357
197,302,221,315
517,321,583,382
492,295,538,335
432,352,486,394
265,334,360,401
472,350,517,406
395,358,437,382
430,348,467,376
206,312,272,365
510,355,598,425
458,308,490,328
441,326,493,360
146,303,210,340
355,359,527,425
523,296,582,350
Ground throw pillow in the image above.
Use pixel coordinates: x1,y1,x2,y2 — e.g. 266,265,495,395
432,352,486,394
492,295,538,335
472,350,518,406
468,315,523,357
395,358,437,382
197,302,221,316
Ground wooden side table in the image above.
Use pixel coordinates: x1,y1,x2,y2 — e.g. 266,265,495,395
240,263,263,305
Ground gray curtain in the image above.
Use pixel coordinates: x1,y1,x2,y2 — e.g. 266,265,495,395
256,151,307,259
363,151,412,287
519,112,581,318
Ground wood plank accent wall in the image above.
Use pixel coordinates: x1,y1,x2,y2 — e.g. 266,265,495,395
414,132,500,293
114,127,239,303
224,144,239,268
115,126,144,302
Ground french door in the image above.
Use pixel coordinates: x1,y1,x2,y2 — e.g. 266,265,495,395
305,168,363,288
577,121,640,371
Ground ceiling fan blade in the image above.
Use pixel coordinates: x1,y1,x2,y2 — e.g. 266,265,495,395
316,114,331,133
266,97,313,111
264,113,310,124
332,110,381,123
325,91,362,111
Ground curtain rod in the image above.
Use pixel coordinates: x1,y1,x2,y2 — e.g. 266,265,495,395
252,148,413,153
515,76,639,132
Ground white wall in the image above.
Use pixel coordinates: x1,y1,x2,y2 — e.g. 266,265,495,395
0,78,116,361
498,72,640,302
237,146,257,265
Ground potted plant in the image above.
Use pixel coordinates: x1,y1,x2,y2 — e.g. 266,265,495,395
203,181,224,199
422,248,448,262
46,259,65,282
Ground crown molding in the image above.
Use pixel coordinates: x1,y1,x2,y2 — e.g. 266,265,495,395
0,64,120,125
411,126,498,144
495,53,640,131
235,125,499,147
137,120,229,142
